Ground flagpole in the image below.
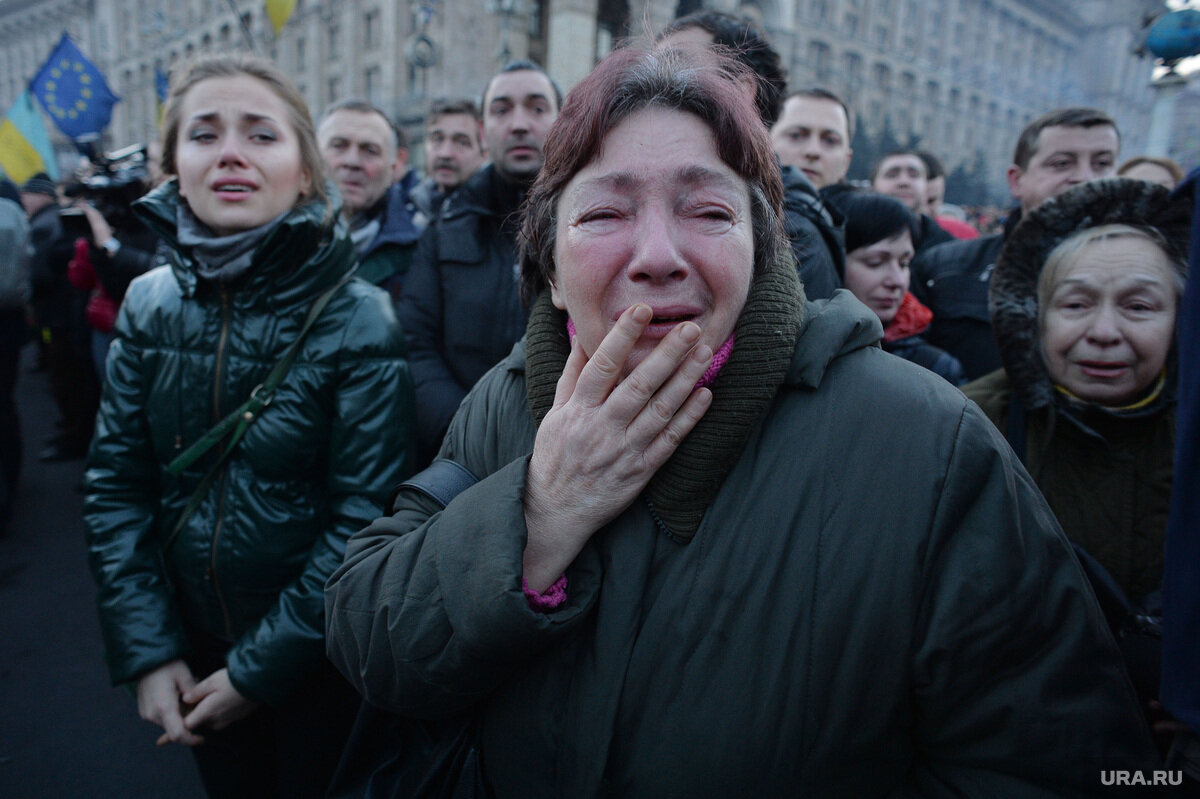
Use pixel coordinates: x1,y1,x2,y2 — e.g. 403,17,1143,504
223,0,260,53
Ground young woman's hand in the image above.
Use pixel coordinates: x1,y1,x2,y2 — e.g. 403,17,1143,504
180,667,259,735
523,304,713,591
136,659,205,747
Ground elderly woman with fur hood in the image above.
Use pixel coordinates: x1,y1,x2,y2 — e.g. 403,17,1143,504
964,177,1190,707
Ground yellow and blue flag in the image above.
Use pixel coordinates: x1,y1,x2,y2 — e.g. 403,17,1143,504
0,90,59,185
29,34,119,140
265,0,296,36
155,67,170,126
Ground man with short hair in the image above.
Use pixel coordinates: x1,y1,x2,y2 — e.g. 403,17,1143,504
410,97,486,225
661,12,845,300
398,61,561,463
771,88,854,192
870,150,954,255
918,150,978,240
871,150,929,214
911,107,1120,380
318,98,421,302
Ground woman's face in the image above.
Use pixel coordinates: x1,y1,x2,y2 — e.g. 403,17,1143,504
551,107,755,375
1040,235,1178,406
844,229,913,326
175,75,310,235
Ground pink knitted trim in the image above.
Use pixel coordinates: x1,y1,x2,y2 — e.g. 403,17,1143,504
698,335,733,389
565,318,734,389
523,573,568,611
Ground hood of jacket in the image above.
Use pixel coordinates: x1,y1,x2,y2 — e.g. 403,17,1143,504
132,178,356,310
785,290,883,389
781,164,846,275
989,177,1191,412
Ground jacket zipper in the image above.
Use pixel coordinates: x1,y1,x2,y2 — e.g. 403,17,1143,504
208,287,234,638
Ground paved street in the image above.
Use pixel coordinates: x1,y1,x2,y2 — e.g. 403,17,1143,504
0,347,204,799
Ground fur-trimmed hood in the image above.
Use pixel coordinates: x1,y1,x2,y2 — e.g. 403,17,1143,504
988,177,1191,411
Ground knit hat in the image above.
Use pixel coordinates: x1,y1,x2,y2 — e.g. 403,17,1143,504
989,177,1191,411
20,173,56,198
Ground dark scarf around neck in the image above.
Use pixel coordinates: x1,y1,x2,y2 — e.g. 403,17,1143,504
525,250,806,542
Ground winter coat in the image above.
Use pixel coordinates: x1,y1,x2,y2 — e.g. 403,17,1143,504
397,164,530,464
1162,167,1200,732
965,369,1173,603
356,171,423,304
780,164,844,300
326,292,1156,798
27,202,75,329
882,291,966,385
909,211,1021,380
84,181,415,705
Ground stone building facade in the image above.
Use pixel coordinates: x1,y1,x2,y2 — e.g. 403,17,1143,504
0,0,1169,191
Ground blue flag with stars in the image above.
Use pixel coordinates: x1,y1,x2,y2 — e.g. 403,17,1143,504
29,34,120,139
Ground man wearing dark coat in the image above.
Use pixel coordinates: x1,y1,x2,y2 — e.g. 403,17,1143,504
397,61,561,465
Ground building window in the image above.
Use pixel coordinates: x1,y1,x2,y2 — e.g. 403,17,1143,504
843,51,863,91
296,36,305,64
811,40,831,82
328,22,340,59
328,76,341,103
364,8,379,49
365,66,382,105
844,13,859,37
872,63,891,94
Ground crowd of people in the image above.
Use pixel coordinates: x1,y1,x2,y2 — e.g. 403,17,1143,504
0,8,1197,797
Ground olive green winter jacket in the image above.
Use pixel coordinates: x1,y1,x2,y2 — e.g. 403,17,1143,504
85,181,415,705
326,291,1157,798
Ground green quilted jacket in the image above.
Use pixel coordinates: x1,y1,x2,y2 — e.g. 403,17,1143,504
84,181,414,704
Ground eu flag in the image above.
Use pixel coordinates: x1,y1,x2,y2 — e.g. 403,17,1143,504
29,34,120,140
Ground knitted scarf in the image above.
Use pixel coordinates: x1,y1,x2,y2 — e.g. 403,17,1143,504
525,250,805,543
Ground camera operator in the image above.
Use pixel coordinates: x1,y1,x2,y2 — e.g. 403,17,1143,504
64,144,161,385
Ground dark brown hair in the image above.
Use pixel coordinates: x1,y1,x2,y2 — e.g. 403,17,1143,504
519,45,786,302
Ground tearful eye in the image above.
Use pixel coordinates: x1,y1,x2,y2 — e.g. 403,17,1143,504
578,209,622,225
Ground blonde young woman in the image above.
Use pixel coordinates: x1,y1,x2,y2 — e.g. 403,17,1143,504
85,53,413,796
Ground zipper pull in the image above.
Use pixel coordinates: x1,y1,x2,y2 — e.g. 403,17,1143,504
175,435,183,450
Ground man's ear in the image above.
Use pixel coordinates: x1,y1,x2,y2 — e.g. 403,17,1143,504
549,278,565,310
1005,164,1023,200
392,148,408,181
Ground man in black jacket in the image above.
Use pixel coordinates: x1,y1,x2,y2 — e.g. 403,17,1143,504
910,108,1119,380
22,173,95,461
398,61,560,465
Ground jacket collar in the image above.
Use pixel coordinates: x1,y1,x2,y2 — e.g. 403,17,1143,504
438,164,528,225
363,172,423,254
133,179,355,309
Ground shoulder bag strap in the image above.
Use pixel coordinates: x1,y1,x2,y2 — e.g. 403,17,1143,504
162,272,353,547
